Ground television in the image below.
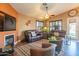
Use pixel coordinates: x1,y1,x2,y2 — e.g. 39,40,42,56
0,11,16,31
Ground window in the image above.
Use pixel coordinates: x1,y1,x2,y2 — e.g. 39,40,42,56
49,20,62,31
36,21,44,31
69,22,76,39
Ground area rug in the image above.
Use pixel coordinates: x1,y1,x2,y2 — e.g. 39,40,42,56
14,40,42,56
14,39,64,56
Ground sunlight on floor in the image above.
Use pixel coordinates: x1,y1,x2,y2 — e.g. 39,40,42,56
63,40,79,56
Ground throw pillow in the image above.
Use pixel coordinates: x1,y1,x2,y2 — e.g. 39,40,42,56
54,32,59,37
31,31,36,37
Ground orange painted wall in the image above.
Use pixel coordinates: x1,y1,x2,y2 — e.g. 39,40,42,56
0,3,19,48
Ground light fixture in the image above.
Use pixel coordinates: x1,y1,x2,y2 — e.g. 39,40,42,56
42,3,50,20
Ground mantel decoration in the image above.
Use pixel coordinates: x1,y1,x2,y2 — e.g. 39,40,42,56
25,20,31,26
68,9,77,17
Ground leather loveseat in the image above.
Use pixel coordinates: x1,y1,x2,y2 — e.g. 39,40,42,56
24,30,43,43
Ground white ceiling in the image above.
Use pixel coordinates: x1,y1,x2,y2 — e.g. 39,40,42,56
11,3,79,18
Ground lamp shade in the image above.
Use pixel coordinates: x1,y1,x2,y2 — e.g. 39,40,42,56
41,26,49,32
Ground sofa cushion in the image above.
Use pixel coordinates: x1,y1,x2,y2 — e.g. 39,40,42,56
31,31,36,37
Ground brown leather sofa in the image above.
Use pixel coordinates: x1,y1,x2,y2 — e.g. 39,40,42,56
24,30,43,43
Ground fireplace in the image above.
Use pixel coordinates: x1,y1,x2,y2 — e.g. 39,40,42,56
4,34,14,52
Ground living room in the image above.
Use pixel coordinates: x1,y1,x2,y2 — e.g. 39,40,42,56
0,3,79,56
